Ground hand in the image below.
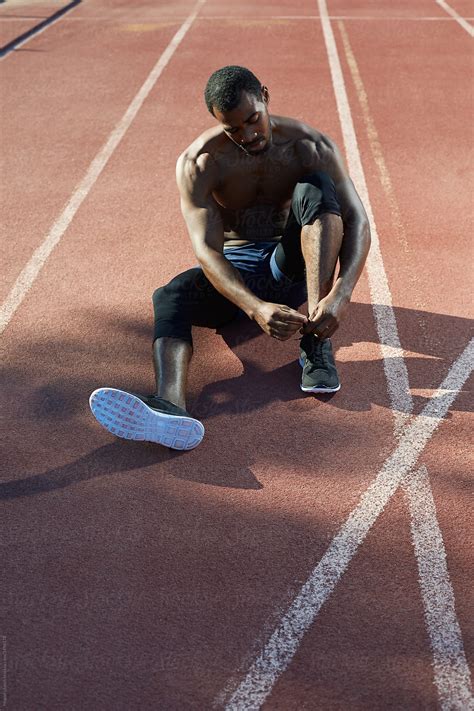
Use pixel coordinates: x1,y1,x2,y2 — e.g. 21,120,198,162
254,302,308,341
301,290,349,339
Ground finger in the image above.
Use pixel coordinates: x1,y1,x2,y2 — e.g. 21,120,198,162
313,314,333,330
276,306,308,323
304,308,324,329
303,316,332,336
271,320,298,333
278,313,308,326
269,330,287,341
271,318,301,335
270,322,298,340
278,328,298,341
301,321,318,335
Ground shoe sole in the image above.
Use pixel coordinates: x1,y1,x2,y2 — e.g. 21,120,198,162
298,356,341,393
89,388,204,450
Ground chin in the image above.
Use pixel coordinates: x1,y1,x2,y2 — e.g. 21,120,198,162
248,138,269,154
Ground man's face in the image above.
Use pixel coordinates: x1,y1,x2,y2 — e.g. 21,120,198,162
213,89,272,155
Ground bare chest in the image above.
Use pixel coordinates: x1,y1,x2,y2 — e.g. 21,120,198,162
213,147,302,209
212,147,304,241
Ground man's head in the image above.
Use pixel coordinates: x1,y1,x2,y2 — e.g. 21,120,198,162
204,65,271,155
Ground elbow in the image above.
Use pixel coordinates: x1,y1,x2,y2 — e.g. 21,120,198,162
195,250,210,272
344,213,371,253
361,219,371,253
351,215,371,255
194,245,222,270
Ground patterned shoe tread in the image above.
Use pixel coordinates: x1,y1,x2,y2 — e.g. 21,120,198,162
89,388,204,450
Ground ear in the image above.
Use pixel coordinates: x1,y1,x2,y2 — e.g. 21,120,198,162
261,85,270,104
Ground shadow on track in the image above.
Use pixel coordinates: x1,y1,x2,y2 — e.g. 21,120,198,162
0,439,262,500
194,301,473,419
99,300,472,417
3,300,472,426
1,301,471,497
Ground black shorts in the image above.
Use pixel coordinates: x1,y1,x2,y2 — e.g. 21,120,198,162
152,171,341,348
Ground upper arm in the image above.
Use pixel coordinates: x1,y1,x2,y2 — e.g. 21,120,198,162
176,151,224,259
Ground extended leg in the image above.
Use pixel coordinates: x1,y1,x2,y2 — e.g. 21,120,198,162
151,268,238,411
89,267,238,449
153,337,192,411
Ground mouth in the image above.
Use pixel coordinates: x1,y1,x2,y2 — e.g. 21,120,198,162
244,137,266,152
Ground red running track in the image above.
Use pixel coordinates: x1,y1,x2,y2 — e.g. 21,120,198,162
0,2,74,48
1,0,473,708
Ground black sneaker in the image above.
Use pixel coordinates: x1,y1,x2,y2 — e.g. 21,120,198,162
299,334,341,393
89,388,204,450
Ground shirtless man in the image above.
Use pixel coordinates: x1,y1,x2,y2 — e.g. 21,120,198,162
89,66,370,450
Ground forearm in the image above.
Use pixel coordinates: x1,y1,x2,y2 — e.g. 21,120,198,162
334,218,371,299
198,250,263,318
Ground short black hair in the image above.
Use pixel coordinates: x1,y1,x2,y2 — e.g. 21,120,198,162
204,66,262,116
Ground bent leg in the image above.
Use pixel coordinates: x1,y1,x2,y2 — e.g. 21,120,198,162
273,171,343,314
301,213,343,315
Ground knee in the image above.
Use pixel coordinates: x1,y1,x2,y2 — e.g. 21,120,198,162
291,171,341,225
291,175,322,214
152,275,185,308
152,285,166,307
152,271,202,317
295,171,336,198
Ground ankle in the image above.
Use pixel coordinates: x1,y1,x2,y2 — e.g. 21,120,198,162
155,392,186,410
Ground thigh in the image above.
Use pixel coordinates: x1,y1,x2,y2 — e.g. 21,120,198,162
156,267,239,329
264,273,308,311
273,209,306,282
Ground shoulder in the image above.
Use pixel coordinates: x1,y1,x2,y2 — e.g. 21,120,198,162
294,130,340,171
176,149,217,188
270,116,342,172
176,128,223,199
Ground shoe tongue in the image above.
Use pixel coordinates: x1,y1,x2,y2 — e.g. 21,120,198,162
302,334,326,369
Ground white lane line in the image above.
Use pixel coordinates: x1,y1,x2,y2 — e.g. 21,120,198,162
404,466,474,710
221,340,473,710
218,0,473,705
435,0,474,36
0,0,205,337
198,15,474,22
337,20,428,311
337,16,473,705
318,0,413,434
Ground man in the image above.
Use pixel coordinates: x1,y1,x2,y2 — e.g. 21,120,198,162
89,66,370,451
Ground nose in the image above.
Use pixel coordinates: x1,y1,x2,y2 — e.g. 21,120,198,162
241,127,259,145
